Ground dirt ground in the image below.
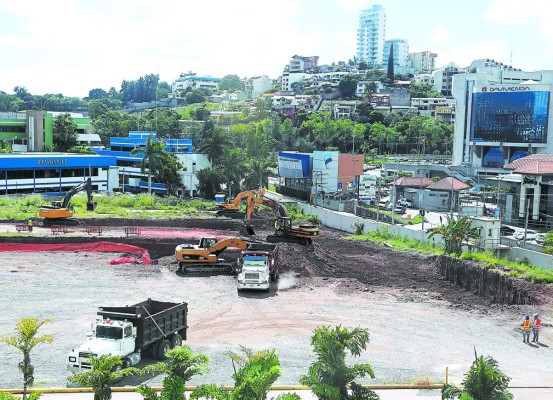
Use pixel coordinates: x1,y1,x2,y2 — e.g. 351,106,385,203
0,219,552,391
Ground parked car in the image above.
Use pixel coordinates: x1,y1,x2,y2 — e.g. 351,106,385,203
394,206,406,215
378,200,389,210
514,229,537,241
398,198,413,207
535,233,545,244
500,226,515,236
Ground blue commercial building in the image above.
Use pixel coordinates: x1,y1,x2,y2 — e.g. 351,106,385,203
92,131,193,195
0,153,117,195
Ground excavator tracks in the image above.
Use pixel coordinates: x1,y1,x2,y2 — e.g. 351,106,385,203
178,262,236,275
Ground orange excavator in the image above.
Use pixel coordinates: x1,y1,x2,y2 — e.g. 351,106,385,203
38,178,97,225
243,193,319,246
215,189,265,218
175,236,250,273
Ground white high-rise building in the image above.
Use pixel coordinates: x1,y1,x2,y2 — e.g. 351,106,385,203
383,39,409,74
356,5,386,68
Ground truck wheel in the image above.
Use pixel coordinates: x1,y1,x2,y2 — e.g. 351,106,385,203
151,341,161,358
170,333,182,348
157,339,171,360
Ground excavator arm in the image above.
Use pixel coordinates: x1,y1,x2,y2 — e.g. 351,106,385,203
241,191,320,245
61,178,90,209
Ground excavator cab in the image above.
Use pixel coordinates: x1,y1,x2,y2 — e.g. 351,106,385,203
198,237,218,249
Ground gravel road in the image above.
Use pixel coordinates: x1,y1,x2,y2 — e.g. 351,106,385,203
0,223,552,390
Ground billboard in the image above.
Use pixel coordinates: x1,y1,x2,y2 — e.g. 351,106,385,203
278,152,311,178
471,88,550,143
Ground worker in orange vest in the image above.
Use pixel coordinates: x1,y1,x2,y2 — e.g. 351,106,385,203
532,313,541,343
522,315,531,343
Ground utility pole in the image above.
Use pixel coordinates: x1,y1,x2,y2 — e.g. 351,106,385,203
523,196,530,248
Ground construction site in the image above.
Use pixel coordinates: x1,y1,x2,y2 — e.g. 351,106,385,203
0,188,551,399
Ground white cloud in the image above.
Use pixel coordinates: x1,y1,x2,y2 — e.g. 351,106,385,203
335,0,368,11
436,40,510,68
484,0,543,25
0,0,305,96
430,26,451,44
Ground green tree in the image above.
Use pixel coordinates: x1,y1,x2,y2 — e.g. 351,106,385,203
0,318,54,400
0,140,13,153
427,214,480,256
543,231,553,254
190,347,281,400
243,158,274,190
154,152,185,196
217,148,247,197
358,60,368,70
0,393,41,400
300,325,379,400
137,346,209,400
443,350,513,400
408,82,443,98
386,44,394,81
338,75,359,98
67,355,138,400
218,74,243,92
198,126,232,165
186,89,207,104
191,105,212,121
196,168,225,199
53,112,78,151
131,134,166,194
87,88,108,100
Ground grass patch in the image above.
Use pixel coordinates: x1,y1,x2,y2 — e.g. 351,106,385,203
459,251,553,284
347,229,444,255
0,194,217,220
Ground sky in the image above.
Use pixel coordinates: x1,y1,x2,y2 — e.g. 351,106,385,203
1,0,552,98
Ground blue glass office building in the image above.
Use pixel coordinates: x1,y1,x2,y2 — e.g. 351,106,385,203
471,91,550,143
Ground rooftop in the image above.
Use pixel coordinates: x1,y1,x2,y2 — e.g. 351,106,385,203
427,177,471,191
504,154,553,175
393,177,433,188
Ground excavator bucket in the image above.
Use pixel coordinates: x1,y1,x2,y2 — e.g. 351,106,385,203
240,223,256,236
87,201,97,212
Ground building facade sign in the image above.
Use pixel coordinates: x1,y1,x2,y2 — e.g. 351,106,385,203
37,159,67,165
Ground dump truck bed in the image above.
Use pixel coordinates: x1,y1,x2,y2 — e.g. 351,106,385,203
98,299,187,349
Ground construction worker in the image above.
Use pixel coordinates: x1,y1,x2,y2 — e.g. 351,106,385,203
522,315,531,343
532,313,541,343
27,219,33,232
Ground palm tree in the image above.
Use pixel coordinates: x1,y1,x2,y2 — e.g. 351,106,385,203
0,318,54,400
300,325,380,400
137,346,209,400
243,158,274,190
190,347,281,400
443,349,513,400
131,134,166,195
198,126,232,166
217,148,247,197
427,214,480,256
67,355,138,400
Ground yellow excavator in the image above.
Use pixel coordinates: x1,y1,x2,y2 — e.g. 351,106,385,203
175,236,250,273
215,189,265,218
243,193,319,246
38,178,97,225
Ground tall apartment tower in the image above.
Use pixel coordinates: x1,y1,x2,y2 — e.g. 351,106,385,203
356,5,386,68
383,39,409,74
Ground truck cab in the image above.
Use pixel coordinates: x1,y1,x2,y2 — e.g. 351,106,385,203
67,318,137,373
237,256,272,291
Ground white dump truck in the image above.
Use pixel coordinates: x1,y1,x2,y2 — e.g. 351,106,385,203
236,243,279,291
67,299,188,372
